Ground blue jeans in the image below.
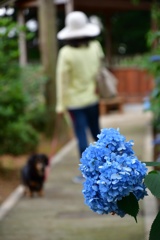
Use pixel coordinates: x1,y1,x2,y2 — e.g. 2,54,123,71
68,103,100,157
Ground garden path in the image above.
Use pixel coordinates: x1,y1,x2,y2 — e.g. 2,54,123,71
0,104,156,240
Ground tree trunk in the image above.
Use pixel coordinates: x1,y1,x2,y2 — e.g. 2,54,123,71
17,8,27,66
38,0,57,137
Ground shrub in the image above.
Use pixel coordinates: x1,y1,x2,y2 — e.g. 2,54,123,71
0,76,39,155
0,17,40,155
0,120,39,155
20,64,48,132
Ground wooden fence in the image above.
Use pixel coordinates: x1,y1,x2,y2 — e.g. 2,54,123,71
111,68,154,103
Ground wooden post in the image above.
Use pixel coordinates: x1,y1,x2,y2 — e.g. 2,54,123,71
38,0,57,136
65,0,74,15
17,9,27,66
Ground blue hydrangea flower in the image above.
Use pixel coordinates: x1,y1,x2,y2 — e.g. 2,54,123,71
80,128,148,217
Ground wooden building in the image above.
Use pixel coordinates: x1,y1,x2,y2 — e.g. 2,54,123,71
0,0,156,65
0,0,157,103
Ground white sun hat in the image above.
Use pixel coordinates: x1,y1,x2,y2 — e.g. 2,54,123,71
57,11,100,40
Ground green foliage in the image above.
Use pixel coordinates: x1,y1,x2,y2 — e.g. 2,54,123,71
0,17,19,62
0,75,39,155
144,171,160,198
115,161,160,240
20,64,48,132
145,35,160,133
149,77,160,132
0,17,44,155
134,161,160,240
122,4,160,133
147,31,160,49
1,120,39,155
143,162,160,167
20,65,47,110
117,193,139,223
151,3,160,25
117,53,151,69
149,210,160,240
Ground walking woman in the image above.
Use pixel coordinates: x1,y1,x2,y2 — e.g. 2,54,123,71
56,11,104,182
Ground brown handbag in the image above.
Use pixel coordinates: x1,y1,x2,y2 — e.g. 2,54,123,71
96,66,118,99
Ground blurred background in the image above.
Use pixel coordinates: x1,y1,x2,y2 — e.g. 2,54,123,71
0,0,160,216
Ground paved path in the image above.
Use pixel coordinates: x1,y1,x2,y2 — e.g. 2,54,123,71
0,105,157,240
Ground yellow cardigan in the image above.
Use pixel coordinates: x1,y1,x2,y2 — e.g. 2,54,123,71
56,40,104,113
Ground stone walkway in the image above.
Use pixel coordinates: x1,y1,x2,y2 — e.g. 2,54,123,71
0,105,157,240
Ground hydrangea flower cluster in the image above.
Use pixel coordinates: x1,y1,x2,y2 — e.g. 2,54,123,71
80,128,148,217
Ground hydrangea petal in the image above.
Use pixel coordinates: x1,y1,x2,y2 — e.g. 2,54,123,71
80,128,148,217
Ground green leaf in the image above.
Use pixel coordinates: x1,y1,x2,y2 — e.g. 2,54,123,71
148,170,159,175
142,161,160,167
117,193,139,222
149,211,160,240
144,172,160,198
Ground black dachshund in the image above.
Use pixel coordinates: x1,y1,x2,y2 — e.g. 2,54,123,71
21,154,49,197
